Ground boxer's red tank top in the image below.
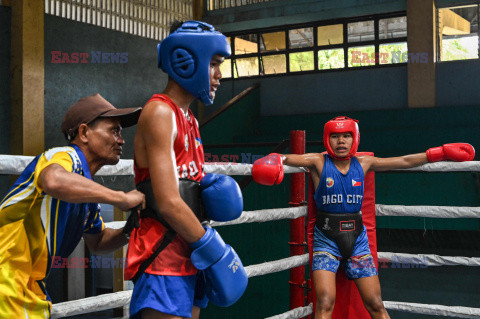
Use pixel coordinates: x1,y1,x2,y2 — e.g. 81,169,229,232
124,94,205,279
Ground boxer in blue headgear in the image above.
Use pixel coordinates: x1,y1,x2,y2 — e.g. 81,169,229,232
157,20,231,105
126,21,247,319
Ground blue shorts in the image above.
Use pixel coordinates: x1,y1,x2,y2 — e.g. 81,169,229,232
129,272,208,318
312,252,378,280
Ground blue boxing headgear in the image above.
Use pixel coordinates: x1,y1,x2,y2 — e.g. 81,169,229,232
158,21,231,105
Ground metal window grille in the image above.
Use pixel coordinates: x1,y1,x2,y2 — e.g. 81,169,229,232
206,0,274,11
45,0,193,40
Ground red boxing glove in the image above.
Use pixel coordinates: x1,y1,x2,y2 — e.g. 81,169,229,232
252,153,284,186
426,143,475,162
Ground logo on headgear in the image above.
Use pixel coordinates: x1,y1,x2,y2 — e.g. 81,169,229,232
336,123,344,127
171,48,195,78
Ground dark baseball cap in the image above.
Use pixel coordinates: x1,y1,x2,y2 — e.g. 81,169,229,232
61,93,142,140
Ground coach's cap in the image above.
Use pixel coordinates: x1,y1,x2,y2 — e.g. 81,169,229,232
61,93,142,141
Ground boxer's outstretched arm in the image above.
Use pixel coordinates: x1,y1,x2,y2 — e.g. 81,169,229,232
358,153,428,172
252,153,324,187
139,102,205,243
359,143,475,173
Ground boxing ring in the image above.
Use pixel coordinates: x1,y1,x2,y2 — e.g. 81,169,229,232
1,146,480,318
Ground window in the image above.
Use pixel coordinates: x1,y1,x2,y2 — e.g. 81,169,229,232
348,21,374,42
261,54,286,74
289,28,314,48
318,48,344,70
222,13,407,79
439,5,479,61
234,34,258,55
318,24,343,46
379,16,407,39
289,51,314,72
260,31,286,52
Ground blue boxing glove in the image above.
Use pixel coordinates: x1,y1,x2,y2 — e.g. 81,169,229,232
200,174,243,222
190,227,248,307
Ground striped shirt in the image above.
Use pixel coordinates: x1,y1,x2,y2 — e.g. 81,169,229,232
0,144,104,313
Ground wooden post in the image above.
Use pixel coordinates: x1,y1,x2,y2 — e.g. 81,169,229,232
11,0,45,155
407,0,436,108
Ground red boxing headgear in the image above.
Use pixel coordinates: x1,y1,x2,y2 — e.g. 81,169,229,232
323,116,360,160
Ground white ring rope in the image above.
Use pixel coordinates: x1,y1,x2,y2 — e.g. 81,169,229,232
51,254,310,318
210,207,307,226
383,301,480,318
1,156,480,176
107,203,480,232
0,156,306,176
378,252,480,267
264,303,313,319
245,254,309,278
271,302,480,319
393,161,480,172
51,290,132,319
51,247,480,317
376,204,480,218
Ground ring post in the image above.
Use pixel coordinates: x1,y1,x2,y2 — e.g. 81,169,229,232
289,130,306,310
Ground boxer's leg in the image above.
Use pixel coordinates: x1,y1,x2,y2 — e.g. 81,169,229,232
354,275,390,319
346,254,390,319
312,252,340,319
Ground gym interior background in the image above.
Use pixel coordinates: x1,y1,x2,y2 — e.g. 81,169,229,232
1,0,479,318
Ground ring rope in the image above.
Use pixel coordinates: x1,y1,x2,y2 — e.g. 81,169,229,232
210,207,307,226
51,247,480,318
51,254,310,318
271,302,480,319
378,252,480,267
245,254,309,278
1,156,480,176
51,290,132,318
376,204,480,218
264,303,313,319
107,203,480,231
383,301,480,318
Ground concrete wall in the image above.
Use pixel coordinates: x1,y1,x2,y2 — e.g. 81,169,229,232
44,14,166,153
211,66,408,117
205,0,406,32
437,60,480,107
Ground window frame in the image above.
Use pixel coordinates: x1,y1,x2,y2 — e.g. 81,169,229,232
223,11,408,80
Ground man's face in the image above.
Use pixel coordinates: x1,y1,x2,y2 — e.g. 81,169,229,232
86,118,124,165
209,55,225,100
329,132,353,158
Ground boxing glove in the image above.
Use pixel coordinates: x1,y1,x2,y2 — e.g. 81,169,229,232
426,143,475,162
200,174,243,222
190,227,248,307
252,153,284,186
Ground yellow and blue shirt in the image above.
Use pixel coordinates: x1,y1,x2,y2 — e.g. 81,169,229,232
0,144,104,317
